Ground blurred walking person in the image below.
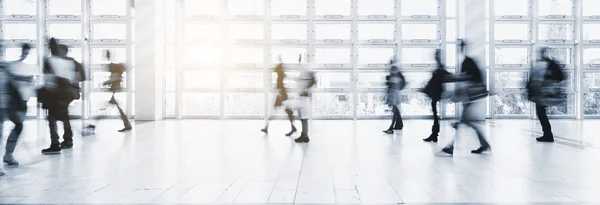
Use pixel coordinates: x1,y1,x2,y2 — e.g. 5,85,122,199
261,56,296,136
39,38,85,154
440,40,490,156
527,47,566,143
383,57,405,134
423,49,451,142
85,50,131,134
293,66,316,143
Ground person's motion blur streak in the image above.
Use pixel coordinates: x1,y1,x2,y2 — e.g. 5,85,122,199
422,49,451,142
261,56,296,136
39,38,85,155
527,47,566,143
383,57,405,134
85,50,131,134
440,40,490,156
293,69,316,143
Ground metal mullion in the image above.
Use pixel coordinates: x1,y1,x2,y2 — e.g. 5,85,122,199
576,0,584,119
438,0,448,118
35,0,47,120
263,0,270,120
125,0,132,119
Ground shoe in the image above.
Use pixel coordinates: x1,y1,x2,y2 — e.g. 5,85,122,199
442,147,454,155
423,134,438,142
0,169,5,176
382,129,394,134
295,135,310,143
536,136,554,142
451,122,459,129
3,155,19,166
41,146,61,155
109,98,117,105
60,141,73,149
285,127,297,136
118,126,132,132
260,127,268,134
471,146,491,154
86,124,96,129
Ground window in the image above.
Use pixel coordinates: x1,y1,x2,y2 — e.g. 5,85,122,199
447,20,456,41
583,72,600,90
495,23,530,41
228,48,264,65
48,23,82,40
583,48,600,65
92,23,127,40
401,48,437,65
183,93,220,116
228,24,264,41
271,24,307,41
583,0,600,17
65,47,83,62
401,0,438,16
3,23,36,40
91,47,127,64
547,94,573,116
183,70,220,89
538,0,572,16
271,72,300,89
584,93,600,115
5,48,38,65
316,72,352,89
357,47,394,66
446,0,456,17
182,46,223,67
225,72,264,89
495,72,528,89
227,0,263,16
545,48,572,65
357,72,387,89
403,72,431,89
358,93,390,116
271,0,307,17
315,48,352,65
183,0,220,16
494,93,531,115
583,24,600,41
400,93,432,115
401,24,438,41
225,93,265,116
357,24,395,41
495,0,529,16
165,69,176,91
270,47,307,64
313,93,353,116
48,0,81,16
315,0,351,16
183,24,221,42
3,0,36,16
446,44,456,66
357,0,395,16
314,24,352,41
495,47,529,65
538,23,573,41
165,93,176,116
91,0,127,16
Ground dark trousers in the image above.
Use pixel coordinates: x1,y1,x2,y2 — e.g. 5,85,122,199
445,102,489,149
431,100,440,135
535,104,552,137
48,106,73,147
0,109,25,157
388,105,403,130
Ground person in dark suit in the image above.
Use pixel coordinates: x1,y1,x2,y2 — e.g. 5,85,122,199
422,49,450,142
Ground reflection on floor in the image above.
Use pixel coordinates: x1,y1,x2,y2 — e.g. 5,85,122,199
0,119,599,204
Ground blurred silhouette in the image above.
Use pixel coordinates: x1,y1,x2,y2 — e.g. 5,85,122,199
261,55,296,136
85,50,131,135
39,38,85,155
383,57,405,134
293,54,315,143
422,49,451,142
440,40,490,156
527,47,566,143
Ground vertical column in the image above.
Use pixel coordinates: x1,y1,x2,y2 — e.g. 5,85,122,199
135,0,166,120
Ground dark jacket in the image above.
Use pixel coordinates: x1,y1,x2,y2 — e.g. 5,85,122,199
424,64,450,101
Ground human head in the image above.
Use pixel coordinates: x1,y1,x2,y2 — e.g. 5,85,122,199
20,43,31,61
434,49,441,63
49,38,59,56
538,47,550,60
58,44,69,57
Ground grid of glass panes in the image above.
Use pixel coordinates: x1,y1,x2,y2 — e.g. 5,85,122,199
173,0,451,119
491,0,576,118
581,0,600,117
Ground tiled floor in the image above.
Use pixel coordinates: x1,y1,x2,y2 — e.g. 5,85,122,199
0,119,599,204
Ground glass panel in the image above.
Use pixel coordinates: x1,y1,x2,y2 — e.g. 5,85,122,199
401,48,437,64
182,46,223,67
358,48,394,65
495,24,530,40
313,93,353,116
48,0,82,16
271,0,307,16
445,103,456,116
538,24,573,40
165,69,175,91
5,48,38,65
227,0,263,16
183,70,220,89
583,72,600,89
401,24,438,40
446,44,456,66
225,93,265,116
64,47,82,63
547,94,574,115
48,23,81,40
403,72,430,89
583,0,600,16
315,48,351,64
495,0,528,16
228,48,264,65
3,0,36,16
183,24,221,41
183,0,220,16
494,93,531,115
166,44,175,67
538,0,572,16
400,93,432,115
494,72,528,89
91,48,126,64
316,72,352,89
584,93,600,115
92,23,126,40
583,24,600,40
91,92,126,115
92,72,127,89
446,0,456,17
270,47,308,64
228,24,264,40
357,0,395,16
545,48,572,65
91,0,127,16
183,93,221,116
314,24,352,40
3,23,36,40
271,72,300,89
495,47,529,65
166,93,175,116
447,20,456,41
583,48,600,65
401,0,438,16
358,93,391,116
358,24,395,40
226,72,263,89
315,0,351,16
357,72,387,89
271,24,307,40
